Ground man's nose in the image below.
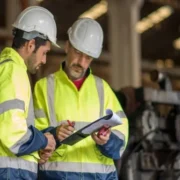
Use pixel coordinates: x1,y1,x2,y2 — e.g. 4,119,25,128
78,55,87,66
42,58,46,64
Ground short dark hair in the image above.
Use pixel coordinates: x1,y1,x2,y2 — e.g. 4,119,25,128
12,29,48,52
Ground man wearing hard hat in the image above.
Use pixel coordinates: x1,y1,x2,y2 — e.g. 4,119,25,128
0,6,60,180
34,18,129,180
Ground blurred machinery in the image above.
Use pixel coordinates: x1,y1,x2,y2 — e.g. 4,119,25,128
115,70,180,180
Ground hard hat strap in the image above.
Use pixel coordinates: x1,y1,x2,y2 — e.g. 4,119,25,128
13,29,48,41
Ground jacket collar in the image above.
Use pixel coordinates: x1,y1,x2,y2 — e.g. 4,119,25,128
0,47,27,70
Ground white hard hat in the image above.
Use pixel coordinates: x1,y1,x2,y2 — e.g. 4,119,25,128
12,6,60,48
68,18,103,58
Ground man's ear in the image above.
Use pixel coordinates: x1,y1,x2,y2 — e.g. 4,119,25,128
64,41,70,54
26,39,35,54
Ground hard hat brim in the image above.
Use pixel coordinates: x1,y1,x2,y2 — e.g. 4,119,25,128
52,42,61,48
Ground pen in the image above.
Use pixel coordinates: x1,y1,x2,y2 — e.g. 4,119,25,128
67,120,75,127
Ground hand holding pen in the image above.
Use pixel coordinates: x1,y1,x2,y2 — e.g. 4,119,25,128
67,120,75,127
91,125,111,145
56,120,75,141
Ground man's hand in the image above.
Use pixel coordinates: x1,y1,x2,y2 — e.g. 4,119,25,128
44,132,56,151
91,129,111,145
56,122,75,141
38,149,53,164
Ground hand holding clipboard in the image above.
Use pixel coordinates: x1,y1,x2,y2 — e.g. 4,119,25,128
60,109,123,146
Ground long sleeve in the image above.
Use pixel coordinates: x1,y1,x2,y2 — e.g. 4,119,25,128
0,62,47,156
33,78,51,131
97,80,129,159
33,78,60,146
97,132,124,159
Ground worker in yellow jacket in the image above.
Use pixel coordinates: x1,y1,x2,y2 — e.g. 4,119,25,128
0,6,59,180
34,18,129,180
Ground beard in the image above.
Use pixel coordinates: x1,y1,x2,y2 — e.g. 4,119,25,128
69,64,85,80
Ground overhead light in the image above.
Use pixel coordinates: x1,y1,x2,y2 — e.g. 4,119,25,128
79,3,172,34
36,0,43,2
136,6,173,34
136,18,154,33
79,0,108,19
173,38,180,49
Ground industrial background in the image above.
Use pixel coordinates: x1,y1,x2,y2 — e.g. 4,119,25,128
1,0,180,179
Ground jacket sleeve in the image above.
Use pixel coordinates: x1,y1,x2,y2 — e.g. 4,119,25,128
33,78,60,146
97,80,129,160
33,78,51,131
0,64,47,156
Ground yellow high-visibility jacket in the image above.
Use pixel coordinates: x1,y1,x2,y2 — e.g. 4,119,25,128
34,62,129,180
0,47,48,179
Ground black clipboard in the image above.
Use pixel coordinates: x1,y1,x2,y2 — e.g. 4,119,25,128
60,112,122,145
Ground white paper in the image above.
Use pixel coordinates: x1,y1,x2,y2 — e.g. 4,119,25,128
81,109,122,134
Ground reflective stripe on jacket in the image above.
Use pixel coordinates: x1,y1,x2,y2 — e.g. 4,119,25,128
34,62,129,179
0,47,47,179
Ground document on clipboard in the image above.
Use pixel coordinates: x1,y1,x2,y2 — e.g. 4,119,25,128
60,109,123,146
